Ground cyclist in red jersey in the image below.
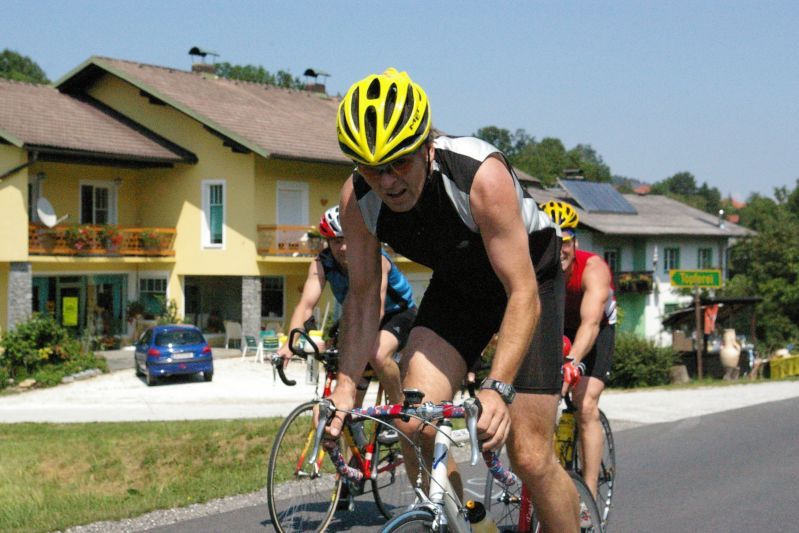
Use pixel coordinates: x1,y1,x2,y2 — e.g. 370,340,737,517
542,201,617,499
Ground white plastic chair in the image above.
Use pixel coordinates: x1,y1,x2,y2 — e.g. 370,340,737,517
224,321,242,349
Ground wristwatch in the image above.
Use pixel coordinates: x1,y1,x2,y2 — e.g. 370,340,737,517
479,378,516,405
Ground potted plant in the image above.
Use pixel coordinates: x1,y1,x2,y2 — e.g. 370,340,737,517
98,225,124,251
139,230,161,250
305,225,323,252
64,225,94,253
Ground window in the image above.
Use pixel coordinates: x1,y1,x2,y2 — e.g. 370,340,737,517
140,278,167,316
80,183,116,224
664,247,680,273
697,248,713,269
276,181,308,226
261,276,284,318
202,180,225,247
603,248,620,273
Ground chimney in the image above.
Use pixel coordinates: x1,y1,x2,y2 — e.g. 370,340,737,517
303,68,330,94
192,63,217,75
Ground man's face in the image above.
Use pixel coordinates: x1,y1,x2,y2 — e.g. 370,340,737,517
327,237,347,268
561,237,576,273
356,144,430,212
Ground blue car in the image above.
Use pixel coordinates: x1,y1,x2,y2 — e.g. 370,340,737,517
134,324,214,386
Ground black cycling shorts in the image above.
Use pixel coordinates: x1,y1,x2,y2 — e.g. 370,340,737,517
413,267,564,394
380,306,417,351
565,323,615,384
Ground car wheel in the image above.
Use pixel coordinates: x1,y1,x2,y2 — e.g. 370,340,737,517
146,371,157,387
203,371,213,382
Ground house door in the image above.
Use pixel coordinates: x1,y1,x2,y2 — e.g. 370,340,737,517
276,181,308,226
56,278,86,332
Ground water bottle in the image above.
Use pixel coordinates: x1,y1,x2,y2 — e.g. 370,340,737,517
556,409,576,463
465,500,498,532
350,421,368,449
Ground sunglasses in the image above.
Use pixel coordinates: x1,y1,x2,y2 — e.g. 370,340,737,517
356,149,420,180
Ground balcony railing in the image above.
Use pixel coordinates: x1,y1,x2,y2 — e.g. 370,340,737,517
614,270,654,294
257,225,324,256
29,224,176,257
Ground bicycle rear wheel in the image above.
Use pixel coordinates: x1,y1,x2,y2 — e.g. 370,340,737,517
381,509,436,532
574,409,615,529
266,401,342,533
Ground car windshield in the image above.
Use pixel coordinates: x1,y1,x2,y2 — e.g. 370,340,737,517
155,330,205,347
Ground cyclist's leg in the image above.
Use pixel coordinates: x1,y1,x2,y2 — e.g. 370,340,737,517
508,272,579,532
371,307,416,404
507,393,578,532
572,323,614,497
395,326,466,498
369,329,403,404
572,376,605,497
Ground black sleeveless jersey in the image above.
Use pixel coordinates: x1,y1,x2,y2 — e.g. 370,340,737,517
353,136,561,303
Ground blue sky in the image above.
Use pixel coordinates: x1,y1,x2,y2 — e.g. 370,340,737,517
5,0,798,200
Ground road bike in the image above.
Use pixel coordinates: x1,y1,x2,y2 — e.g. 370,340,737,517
266,329,413,532
314,389,519,533
483,388,613,532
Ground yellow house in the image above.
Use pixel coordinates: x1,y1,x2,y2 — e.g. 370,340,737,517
0,57,429,341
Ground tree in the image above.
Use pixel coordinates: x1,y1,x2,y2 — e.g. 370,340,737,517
0,49,49,84
724,186,799,349
214,62,304,89
650,171,723,215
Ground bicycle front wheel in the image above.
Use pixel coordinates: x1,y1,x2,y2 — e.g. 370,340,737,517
574,409,615,529
266,401,342,533
483,452,524,531
381,509,437,532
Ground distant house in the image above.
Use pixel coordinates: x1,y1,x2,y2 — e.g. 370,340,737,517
0,56,431,340
526,179,754,344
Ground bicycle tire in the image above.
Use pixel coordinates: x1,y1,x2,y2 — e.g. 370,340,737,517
370,428,415,519
380,509,437,532
266,401,342,533
574,409,615,529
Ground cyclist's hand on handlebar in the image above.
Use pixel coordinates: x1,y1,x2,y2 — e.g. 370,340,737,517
276,344,293,367
561,359,585,394
475,388,511,452
316,386,355,440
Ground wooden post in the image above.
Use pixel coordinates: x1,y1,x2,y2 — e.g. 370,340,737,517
695,287,703,379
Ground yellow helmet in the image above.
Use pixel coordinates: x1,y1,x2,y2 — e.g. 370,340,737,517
540,201,579,240
337,68,431,166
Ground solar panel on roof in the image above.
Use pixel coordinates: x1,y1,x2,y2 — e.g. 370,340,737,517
559,179,637,214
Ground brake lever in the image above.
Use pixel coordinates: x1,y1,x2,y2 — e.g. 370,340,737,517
309,399,335,465
463,397,483,466
270,354,296,386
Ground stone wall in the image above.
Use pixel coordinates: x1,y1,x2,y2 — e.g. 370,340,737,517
241,276,262,337
8,262,32,329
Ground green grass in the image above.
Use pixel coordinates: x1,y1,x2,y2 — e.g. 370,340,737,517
0,418,285,532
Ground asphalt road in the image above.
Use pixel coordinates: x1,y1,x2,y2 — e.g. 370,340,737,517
145,396,799,532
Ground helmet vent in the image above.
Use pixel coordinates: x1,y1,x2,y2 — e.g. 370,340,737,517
349,87,360,130
367,78,382,99
365,106,377,153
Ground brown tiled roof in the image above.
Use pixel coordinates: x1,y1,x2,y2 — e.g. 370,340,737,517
0,78,189,163
65,57,349,164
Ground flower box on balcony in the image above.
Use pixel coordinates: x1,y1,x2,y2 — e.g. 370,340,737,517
616,271,654,294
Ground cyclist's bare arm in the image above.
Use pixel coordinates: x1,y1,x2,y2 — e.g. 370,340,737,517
277,257,326,363
326,176,384,438
471,154,539,450
568,256,612,364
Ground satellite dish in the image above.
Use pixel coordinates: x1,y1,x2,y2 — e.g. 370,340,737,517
36,197,68,228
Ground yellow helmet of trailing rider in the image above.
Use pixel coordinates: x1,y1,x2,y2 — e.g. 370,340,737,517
540,201,579,241
337,68,431,166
